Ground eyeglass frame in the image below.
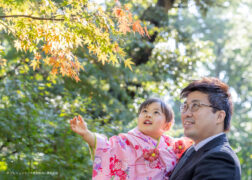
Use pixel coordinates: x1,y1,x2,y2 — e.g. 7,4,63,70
180,100,221,113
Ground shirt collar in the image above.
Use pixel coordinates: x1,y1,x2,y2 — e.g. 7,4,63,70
193,132,225,151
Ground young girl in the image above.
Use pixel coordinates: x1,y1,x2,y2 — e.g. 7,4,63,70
70,98,193,180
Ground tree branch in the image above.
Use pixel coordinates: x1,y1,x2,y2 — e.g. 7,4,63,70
0,21,17,37
0,137,11,152
0,144,6,151
5,150,18,157
0,15,64,21
172,4,187,8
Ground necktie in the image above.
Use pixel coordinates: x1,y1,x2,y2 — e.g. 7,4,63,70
169,147,196,179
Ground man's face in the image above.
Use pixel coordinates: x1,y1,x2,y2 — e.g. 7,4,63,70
181,91,219,144
138,102,168,140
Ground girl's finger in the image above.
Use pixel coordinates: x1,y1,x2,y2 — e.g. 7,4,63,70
72,116,77,125
70,118,74,123
78,115,85,125
78,115,83,122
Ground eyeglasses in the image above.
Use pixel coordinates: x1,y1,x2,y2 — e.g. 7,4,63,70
180,101,221,113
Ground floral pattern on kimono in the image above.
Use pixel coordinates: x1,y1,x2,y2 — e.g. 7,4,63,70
90,127,193,180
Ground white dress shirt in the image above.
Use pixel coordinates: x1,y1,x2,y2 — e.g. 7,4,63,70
193,132,225,151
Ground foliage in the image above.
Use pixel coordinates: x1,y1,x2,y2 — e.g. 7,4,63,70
0,0,148,82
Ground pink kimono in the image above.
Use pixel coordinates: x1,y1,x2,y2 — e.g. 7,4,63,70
90,128,192,180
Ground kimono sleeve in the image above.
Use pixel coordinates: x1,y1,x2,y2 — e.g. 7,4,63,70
91,133,133,157
89,133,109,161
90,133,135,179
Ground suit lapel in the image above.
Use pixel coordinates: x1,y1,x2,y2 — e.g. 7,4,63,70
169,146,194,178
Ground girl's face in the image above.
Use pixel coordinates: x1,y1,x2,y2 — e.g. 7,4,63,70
138,102,170,140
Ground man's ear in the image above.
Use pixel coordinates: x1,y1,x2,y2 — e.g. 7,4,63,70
217,110,226,124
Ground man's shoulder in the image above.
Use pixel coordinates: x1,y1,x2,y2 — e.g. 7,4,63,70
204,146,236,162
203,136,236,156
200,136,235,159
198,139,241,173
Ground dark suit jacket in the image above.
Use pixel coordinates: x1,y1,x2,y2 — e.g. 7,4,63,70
169,134,241,180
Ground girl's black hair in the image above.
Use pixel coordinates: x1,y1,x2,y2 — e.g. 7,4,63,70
138,98,174,123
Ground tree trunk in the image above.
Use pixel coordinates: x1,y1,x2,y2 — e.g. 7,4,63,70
157,0,175,13
132,0,176,66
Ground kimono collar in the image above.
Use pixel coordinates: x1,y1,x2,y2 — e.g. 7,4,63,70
128,127,161,147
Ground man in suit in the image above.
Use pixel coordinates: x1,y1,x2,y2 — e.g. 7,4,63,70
169,77,241,180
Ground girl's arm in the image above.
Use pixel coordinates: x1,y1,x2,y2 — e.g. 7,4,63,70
70,115,95,148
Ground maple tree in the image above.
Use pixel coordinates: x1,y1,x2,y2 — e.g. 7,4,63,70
0,0,149,82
